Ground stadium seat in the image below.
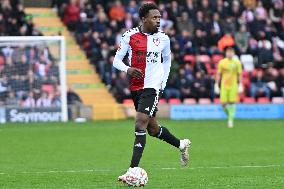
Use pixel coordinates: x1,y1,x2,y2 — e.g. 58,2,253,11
42,84,54,94
183,55,196,64
0,55,4,65
240,54,254,72
212,54,224,64
214,98,221,104
168,98,181,104
159,98,167,104
198,98,211,104
257,97,270,104
123,99,133,105
243,97,256,104
183,98,197,104
271,97,284,104
198,55,211,64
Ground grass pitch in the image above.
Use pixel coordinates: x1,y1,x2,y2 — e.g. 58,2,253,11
0,119,283,188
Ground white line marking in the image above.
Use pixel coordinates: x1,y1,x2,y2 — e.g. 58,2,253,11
162,164,284,170
0,165,283,175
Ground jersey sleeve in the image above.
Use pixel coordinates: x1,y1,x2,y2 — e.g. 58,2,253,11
113,33,131,72
161,36,171,57
161,36,171,90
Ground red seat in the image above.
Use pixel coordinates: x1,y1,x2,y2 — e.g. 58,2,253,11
212,54,224,64
257,97,270,104
0,56,4,65
42,84,54,94
199,98,211,104
184,55,196,64
168,98,181,104
214,98,220,104
183,98,197,104
243,97,255,104
123,99,133,105
159,98,167,104
198,55,211,64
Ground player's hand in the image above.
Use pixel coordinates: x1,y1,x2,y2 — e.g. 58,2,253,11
238,83,244,93
127,68,143,79
214,83,220,94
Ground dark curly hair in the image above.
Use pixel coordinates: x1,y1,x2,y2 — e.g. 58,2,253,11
139,3,159,19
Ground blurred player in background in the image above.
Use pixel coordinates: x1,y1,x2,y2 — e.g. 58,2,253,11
113,3,191,184
215,47,243,128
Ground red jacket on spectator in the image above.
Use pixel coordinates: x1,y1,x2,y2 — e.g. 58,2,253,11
63,1,80,25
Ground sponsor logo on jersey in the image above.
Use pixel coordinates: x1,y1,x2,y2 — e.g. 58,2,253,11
153,38,160,46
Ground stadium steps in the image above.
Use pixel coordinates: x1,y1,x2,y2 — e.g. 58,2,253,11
25,7,126,120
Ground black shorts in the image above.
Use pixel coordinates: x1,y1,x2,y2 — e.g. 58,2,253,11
131,88,161,117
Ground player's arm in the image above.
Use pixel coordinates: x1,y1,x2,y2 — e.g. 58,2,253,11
161,36,171,90
113,34,142,79
237,61,244,93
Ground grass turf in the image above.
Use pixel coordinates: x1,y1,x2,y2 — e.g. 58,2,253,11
0,119,283,188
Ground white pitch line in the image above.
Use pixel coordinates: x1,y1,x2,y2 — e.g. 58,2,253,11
0,165,284,175
162,164,284,170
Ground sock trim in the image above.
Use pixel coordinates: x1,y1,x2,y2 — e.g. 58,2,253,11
135,131,147,136
157,126,163,138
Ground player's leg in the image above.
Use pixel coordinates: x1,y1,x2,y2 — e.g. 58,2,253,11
220,88,229,116
129,112,149,168
227,88,238,128
129,88,160,168
147,117,180,148
118,90,150,183
147,117,191,166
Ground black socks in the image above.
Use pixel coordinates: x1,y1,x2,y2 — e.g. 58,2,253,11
130,130,146,168
156,126,180,148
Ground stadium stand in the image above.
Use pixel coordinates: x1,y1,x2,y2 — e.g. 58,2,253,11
3,0,283,107
53,0,283,104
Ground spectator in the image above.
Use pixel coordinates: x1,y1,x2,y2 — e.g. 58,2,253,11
67,86,82,105
113,72,131,103
126,0,139,21
36,92,52,107
218,32,235,52
176,12,194,34
164,75,181,101
178,68,194,101
234,25,249,54
277,68,284,97
192,71,213,101
63,0,80,31
5,91,18,106
22,91,35,108
16,54,29,76
250,70,271,99
109,0,126,21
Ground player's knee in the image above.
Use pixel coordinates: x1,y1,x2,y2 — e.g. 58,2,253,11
135,116,149,131
147,126,160,137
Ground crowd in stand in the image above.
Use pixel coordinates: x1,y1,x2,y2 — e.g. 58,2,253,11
56,0,284,103
0,0,41,36
0,45,62,107
0,0,63,108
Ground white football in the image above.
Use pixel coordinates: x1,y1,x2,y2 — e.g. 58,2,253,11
125,167,148,187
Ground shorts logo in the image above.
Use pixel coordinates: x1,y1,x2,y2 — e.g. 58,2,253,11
153,38,160,46
135,143,143,148
145,107,150,111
